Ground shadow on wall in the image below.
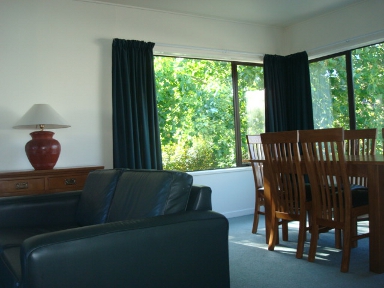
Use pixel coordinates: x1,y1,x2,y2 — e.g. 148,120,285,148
95,38,114,169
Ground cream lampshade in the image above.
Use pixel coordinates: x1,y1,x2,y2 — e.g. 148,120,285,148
13,104,71,170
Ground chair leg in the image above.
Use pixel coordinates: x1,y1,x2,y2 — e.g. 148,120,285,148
335,228,342,249
308,222,319,262
276,222,280,245
351,217,358,248
341,227,352,273
252,192,261,234
252,212,259,234
296,219,306,259
268,219,278,251
282,221,289,241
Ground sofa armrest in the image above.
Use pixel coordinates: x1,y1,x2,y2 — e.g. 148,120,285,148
187,185,212,211
21,211,229,288
0,191,81,228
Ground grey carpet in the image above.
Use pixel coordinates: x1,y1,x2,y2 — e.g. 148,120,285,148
228,214,384,287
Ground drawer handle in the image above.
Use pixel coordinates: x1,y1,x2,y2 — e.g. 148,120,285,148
15,182,28,190
65,178,76,185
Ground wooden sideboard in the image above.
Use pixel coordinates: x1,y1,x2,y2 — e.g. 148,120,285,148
0,166,104,197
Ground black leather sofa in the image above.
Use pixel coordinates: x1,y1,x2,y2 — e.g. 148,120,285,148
0,169,230,288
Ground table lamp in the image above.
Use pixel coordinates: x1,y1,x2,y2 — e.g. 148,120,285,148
13,104,71,170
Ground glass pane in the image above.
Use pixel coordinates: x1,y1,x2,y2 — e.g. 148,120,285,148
352,43,384,154
310,55,350,129
154,56,235,171
237,65,264,160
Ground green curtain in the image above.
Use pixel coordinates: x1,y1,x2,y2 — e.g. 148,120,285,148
264,51,314,132
112,39,162,169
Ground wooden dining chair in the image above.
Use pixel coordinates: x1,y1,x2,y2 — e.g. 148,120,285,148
300,128,369,272
246,135,288,240
343,128,376,247
246,135,265,234
261,130,311,259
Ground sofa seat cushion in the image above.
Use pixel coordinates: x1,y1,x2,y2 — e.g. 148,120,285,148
107,170,193,222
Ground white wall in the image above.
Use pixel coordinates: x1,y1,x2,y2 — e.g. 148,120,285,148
189,167,255,218
0,0,282,171
1,0,383,218
284,0,384,59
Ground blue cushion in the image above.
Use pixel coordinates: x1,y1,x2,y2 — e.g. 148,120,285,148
76,169,124,226
107,170,192,222
348,184,368,207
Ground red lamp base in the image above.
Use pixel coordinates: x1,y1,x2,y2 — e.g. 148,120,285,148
25,131,61,170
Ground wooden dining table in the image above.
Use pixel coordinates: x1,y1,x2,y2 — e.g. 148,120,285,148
262,154,384,274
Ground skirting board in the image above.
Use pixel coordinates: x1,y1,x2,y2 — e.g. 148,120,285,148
222,208,254,219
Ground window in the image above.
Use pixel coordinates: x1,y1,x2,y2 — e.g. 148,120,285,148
235,64,264,161
154,56,264,171
310,42,384,153
309,54,349,129
352,44,384,132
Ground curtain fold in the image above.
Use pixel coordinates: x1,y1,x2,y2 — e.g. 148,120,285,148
264,54,287,132
263,51,314,132
112,39,162,169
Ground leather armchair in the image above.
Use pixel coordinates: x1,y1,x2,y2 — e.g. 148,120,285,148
0,169,230,288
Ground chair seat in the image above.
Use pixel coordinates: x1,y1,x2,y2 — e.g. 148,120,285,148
339,184,368,207
350,184,367,190
351,188,369,207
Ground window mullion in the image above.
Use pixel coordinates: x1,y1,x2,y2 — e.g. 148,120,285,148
346,51,356,130
231,62,242,167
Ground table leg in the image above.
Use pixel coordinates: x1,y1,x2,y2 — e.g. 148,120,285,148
368,164,384,273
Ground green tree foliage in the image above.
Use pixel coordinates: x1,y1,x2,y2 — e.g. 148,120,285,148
353,45,384,131
354,44,384,153
155,57,235,171
310,55,350,129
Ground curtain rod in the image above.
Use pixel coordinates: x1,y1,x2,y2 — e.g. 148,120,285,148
154,42,265,58
307,29,384,54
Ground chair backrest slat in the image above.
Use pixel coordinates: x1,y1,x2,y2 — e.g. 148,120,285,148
246,135,264,190
344,128,377,186
344,128,376,156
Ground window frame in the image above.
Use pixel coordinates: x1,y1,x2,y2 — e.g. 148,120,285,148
154,55,263,170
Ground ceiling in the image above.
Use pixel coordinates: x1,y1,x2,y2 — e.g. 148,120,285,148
87,0,364,27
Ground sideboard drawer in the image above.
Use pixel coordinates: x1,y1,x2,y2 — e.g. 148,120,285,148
48,174,88,191
0,178,45,196
0,166,103,197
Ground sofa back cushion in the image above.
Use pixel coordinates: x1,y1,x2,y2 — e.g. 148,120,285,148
76,169,123,226
107,170,193,222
